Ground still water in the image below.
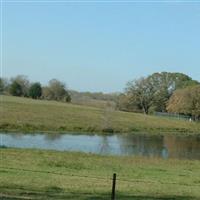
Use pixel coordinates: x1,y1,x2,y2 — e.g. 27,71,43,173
1,132,200,160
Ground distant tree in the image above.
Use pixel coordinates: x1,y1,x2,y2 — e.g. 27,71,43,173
29,82,42,99
9,81,23,96
42,79,71,102
124,72,199,114
63,93,71,102
41,86,52,100
10,75,30,97
69,90,119,106
0,78,10,94
116,93,142,112
167,85,200,121
147,72,199,112
116,94,129,111
126,77,156,114
0,78,4,94
48,79,67,101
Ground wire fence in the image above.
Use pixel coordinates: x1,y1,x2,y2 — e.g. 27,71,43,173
1,166,199,200
154,112,191,121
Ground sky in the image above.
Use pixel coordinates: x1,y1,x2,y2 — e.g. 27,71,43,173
1,1,200,92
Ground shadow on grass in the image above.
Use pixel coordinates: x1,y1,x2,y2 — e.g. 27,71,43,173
0,188,196,200
1,194,196,200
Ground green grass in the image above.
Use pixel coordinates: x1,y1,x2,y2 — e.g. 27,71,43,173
0,95,200,134
0,148,200,200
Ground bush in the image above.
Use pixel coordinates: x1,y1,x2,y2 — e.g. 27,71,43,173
9,81,23,96
29,82,42,99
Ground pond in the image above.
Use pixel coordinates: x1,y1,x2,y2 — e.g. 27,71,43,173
0,132,200,160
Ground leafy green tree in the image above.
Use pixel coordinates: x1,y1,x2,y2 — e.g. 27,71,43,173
10,75,30,97
29,82,42,99
0,78,4,94
9,81,23,96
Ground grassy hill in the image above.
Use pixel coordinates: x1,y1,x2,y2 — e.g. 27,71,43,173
0,95,200,134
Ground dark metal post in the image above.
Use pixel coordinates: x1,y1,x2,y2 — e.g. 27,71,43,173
111,173,116,200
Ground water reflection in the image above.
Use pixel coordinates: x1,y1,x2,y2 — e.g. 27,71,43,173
0,132,200,160
164,135,200,160
118,135,167,158
44,133,63,141
117,134,200,159
99,136,110,154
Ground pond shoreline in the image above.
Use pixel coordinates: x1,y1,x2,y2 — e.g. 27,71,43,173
1,126,200,136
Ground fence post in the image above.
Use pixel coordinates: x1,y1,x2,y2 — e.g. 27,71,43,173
111,173,116,200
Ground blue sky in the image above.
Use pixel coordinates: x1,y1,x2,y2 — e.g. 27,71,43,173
2,1,200,92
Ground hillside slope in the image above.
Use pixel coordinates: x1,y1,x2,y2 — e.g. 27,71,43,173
0,95,200,134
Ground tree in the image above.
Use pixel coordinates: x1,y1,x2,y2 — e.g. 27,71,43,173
48,79,67,101
116,93,132,112
42,79,71,102
124,72,199,114
10,75,30,97
167,85,200,121
9,81,23,96
0,78,4,94
29,82,42,99
147,72,199,112
42,86,53,100
63,93,71,102
0,78,10,94
126,77,156,114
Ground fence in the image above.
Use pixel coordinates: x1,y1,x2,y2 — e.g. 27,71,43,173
154,112,191,121
1,166,199,200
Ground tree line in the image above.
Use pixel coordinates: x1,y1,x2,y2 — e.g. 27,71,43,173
1,72,200,121
0,75,71,102
117,72,200,121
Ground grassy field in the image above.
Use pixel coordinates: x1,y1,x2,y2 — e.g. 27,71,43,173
0,95,200,134
0,148,200,200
